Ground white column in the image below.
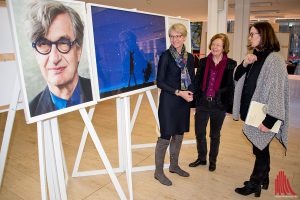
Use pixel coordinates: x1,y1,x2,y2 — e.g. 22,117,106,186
233,0,250,63
200,21,207,57
217,0,228,33
207,0,218,46
207,0,228,54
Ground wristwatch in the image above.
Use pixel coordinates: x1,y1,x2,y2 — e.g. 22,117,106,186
175,90,180,96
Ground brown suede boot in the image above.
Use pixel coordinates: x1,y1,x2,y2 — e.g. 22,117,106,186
169,135,190,177
154,138,172,186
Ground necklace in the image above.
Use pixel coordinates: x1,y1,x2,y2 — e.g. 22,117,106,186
246,63,255,78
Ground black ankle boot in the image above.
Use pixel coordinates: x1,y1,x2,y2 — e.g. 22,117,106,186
208,162,216,172
262,176,269,190
235,181,261,197
243,176,269,190
188,159,207,167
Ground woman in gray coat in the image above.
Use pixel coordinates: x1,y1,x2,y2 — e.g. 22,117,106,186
233,22,289,197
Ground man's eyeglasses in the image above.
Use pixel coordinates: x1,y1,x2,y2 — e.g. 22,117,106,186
249,32,260,38
169,34,182,39
32,37,77,55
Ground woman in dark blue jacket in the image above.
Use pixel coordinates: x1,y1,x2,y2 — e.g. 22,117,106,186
155,23,195,186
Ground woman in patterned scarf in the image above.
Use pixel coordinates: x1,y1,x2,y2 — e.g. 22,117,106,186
154,23,195,186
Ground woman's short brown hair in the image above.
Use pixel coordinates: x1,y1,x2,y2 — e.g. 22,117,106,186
208,33,230,54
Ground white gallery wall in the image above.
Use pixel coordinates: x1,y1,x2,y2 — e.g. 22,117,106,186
0,7,22,111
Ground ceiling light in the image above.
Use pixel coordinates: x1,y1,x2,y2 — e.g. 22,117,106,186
250,10,280,14
146,0,151,5
229,2,272,8
276,18,300,21
251,2,272,7
254,15,284,19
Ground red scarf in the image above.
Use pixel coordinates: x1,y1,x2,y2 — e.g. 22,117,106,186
202,53,228,92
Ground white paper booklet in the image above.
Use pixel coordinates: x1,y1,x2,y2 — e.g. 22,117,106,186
245,101,282,133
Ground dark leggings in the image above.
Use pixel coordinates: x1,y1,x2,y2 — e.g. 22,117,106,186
250,144,270,184
160,132,184,140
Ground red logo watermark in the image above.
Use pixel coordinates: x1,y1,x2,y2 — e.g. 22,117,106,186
275,170,297,198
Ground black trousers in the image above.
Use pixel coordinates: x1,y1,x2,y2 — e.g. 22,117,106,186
194,107,226,164
249,144,270,184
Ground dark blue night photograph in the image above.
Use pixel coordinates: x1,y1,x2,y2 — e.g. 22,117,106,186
90,5,166,99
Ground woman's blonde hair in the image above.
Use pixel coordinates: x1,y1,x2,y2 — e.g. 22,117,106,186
168,23,187,37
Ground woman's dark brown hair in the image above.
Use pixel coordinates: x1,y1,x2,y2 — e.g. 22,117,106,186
248,22,280,52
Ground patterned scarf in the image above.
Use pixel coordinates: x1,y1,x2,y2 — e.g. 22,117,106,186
169,45,191,90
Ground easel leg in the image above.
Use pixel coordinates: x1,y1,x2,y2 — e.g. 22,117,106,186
50,119,68,200
116,99,126,171
79,108,127,200
0,79,20,187
129,94,144,133
123,97,133,200
125,89,173,173
60,138,68,185
37,122,47,200
38,119,68,200
43,120,61,200
72,106,95,177
145,90,160,130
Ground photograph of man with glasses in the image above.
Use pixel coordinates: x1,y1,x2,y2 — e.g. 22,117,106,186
24,1,93,117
